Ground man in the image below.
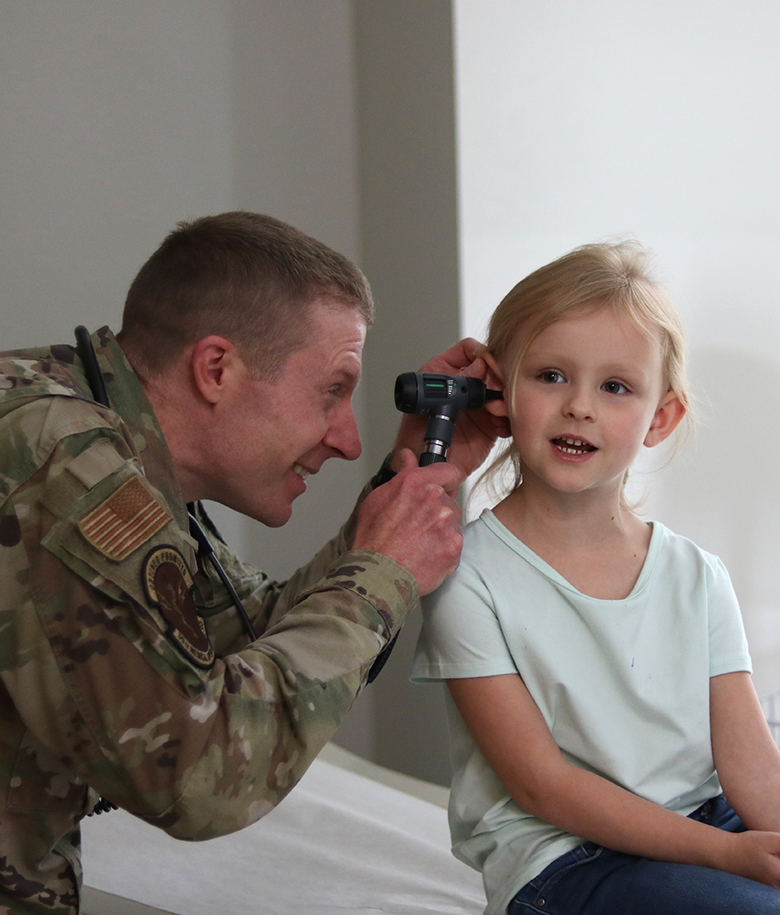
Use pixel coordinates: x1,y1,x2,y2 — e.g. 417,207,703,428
0,212,505,913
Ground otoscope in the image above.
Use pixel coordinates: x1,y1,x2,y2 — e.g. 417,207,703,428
394,372,503,465
366,371,503,685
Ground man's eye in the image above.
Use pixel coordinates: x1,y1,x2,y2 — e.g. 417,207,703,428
603,380,628,394
539,370,564,384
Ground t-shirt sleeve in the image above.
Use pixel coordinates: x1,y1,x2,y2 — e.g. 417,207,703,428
411,557,518,682
707,554,752,677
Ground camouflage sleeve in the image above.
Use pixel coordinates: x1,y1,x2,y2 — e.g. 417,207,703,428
193,481,376,652
1,397,416,842
197,451,400,644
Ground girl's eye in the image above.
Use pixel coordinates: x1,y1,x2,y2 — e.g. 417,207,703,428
603,380,628,395
539,370,565,384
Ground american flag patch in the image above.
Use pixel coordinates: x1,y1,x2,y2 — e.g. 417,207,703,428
78,477,172,560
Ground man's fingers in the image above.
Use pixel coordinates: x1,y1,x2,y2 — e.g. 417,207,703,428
354,462,465,595
417,337,485,375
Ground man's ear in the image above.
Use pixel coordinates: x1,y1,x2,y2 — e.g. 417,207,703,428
482,351,509,418
190,336,243,405
644,390,686,447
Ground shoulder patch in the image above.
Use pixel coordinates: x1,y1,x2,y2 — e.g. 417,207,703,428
78,477,172,560
142,546,215,669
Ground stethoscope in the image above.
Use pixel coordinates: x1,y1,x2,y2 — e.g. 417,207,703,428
74,326,258,642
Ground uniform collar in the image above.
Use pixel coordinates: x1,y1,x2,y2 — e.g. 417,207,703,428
90,326,189,531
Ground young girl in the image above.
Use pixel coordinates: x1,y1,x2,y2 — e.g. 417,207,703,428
412,242,780,915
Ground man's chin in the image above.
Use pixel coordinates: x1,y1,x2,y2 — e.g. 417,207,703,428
252,498,297,529
222,485,301,528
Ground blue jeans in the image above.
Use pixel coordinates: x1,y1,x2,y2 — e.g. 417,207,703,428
507,796,780,915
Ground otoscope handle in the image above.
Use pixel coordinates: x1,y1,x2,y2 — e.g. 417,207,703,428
420,451,446,466
419,411,455,465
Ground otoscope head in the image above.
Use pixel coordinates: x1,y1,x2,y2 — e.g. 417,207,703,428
394,371,503,466
395,372,502,416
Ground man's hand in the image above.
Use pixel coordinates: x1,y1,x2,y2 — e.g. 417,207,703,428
392,338,510,479
353,450,463,596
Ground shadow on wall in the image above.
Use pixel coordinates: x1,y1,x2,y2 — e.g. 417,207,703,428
638,347,780,695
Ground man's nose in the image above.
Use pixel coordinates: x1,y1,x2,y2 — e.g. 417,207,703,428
326,401,362,460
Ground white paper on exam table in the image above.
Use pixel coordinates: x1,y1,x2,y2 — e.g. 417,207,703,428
81,745,486,915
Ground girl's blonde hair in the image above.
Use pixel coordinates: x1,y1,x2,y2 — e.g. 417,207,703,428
483,240,690,497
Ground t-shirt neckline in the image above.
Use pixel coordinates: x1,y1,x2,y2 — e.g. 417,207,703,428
479,509,663,603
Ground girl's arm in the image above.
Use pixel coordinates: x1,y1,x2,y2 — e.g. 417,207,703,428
447,673,780,887
710,671,780,831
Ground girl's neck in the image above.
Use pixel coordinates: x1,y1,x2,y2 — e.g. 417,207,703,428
493,480,652,600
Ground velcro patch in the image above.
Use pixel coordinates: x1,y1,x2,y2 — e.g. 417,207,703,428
142,546,215,669
78,477,172,560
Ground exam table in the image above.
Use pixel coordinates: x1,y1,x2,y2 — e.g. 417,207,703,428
81,743,486,915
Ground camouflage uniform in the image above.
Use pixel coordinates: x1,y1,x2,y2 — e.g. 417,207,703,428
0,327,416,914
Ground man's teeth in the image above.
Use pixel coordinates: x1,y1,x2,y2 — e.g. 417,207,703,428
293,464,310,479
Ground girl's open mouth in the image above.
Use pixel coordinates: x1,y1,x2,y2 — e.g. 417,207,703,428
552,436,597,455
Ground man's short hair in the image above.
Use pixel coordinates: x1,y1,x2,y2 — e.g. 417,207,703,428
118,211,374,378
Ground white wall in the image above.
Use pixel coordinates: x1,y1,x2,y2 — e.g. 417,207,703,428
454,0,780,694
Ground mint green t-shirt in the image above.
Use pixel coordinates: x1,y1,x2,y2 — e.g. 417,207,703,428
412,512,752,915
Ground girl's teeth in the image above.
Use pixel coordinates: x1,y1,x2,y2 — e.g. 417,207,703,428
556,437,593,454
293,464,310,479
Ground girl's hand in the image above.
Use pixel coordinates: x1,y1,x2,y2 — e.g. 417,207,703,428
717,830,780,888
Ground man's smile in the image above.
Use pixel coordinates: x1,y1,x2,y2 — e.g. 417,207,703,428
292,463,313,480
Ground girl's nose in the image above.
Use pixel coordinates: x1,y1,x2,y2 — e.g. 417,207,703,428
563,387,595,422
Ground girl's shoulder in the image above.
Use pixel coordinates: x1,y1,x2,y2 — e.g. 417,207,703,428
458,508,565,592
464,506,525,541
650,520,718,560
647,520,730,586
461,508,535,561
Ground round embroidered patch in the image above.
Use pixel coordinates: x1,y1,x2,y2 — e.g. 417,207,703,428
142,546,215,669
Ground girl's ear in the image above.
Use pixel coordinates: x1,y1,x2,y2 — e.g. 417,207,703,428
644,390,686,447
482,351,509,417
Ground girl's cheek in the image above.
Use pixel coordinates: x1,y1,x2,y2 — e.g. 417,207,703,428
510,416,526,444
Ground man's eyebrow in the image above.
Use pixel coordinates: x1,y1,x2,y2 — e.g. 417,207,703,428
333,365,362,386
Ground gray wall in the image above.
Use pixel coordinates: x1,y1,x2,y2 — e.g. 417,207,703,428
353,1,459,784
1,1,459,785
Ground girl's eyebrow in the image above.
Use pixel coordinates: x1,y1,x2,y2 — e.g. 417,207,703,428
526,354,653,381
